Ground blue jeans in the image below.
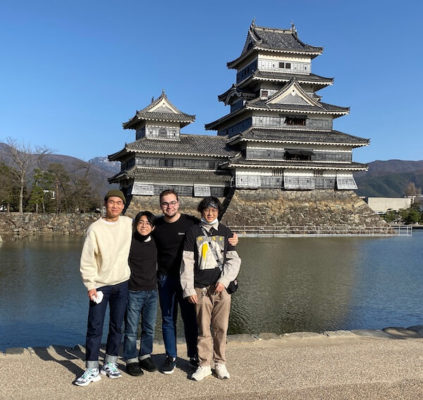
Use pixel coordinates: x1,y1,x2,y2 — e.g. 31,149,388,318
85,281,128,368
123,289,158,363
157,274,198,359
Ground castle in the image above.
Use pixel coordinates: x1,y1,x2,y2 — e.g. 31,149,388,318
109,22,385,231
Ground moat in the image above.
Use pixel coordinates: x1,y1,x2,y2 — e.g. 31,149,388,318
1,233,422,351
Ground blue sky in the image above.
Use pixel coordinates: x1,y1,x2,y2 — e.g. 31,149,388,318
0,0,422,163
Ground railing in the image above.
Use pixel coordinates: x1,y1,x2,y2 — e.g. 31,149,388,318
228,225,412,237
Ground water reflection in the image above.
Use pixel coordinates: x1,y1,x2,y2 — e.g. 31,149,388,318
231,238,360,334
1,233,423,350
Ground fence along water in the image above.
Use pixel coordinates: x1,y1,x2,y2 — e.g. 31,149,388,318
229,225,412,237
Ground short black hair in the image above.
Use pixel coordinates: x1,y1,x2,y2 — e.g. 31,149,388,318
133,211,155,232
159,189,179,202
197,196,222,213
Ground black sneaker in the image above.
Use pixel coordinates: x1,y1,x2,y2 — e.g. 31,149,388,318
189,356,199,368
139,357,157,372
161,356,176,374
126,362,143,376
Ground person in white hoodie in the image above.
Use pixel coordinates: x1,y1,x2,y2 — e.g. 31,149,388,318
181,196,241,382
75,190,132,386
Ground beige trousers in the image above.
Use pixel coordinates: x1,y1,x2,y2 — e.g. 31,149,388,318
194,287,231,366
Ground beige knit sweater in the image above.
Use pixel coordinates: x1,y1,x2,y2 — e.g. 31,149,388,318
80,216,132,291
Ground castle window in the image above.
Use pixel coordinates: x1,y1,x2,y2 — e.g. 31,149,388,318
260,90,269,99
285,149,313,161
285,117,306,126
285,63,291,69
279,62,284,68
159,128,167,137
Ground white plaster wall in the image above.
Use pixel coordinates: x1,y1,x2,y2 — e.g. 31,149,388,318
367,197,412,214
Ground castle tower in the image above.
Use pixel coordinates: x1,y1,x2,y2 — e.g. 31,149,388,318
108,91,235,215
206,22,369,191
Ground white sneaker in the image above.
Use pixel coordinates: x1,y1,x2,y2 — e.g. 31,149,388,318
74,368,101,386
214,363,230,379
101,362,122,378
191,365,212,381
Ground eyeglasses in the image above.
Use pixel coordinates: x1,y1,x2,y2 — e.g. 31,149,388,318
160,200,178,208
138,221,152,227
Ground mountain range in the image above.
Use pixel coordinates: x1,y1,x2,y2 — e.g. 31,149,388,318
354,160,423,197
0,143,119,196
1,142,421,198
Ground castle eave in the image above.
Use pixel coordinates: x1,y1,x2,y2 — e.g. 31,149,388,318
108,148,128,161
226,162,367,172
245,104,349,116
228,128,369,147
237,138,368,148
129,149,231,158
127,166,231,184
205,108,247,130
227,48,322,69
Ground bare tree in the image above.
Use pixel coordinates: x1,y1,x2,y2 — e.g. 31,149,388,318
404,182,421,197
6,138,50,213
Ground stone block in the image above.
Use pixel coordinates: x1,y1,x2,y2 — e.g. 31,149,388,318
351,329,392,338
282,332,324,339
406,325,423,337
257,332,280,340
324,330,356,338
227,334,257,343
5,347,30,356
383,327,420,339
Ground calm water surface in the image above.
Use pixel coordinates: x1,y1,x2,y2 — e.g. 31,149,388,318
1,232,422,350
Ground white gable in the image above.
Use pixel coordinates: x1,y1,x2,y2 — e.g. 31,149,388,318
267,80,319,107
150,98,179,114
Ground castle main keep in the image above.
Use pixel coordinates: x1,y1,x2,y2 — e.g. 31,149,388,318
109,22,386,230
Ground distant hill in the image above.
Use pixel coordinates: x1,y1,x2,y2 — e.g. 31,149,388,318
355,160,423,197
89,156,120,175
0,143,119,196
1,142,421,198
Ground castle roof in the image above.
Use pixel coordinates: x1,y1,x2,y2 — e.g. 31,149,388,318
236,70,333,89
109,166,231,184
223,157,367,171
205,101,349,131
228,22,323,69
108,134,237,161
229,128,369,147
123,91,195,129
208,78,349,130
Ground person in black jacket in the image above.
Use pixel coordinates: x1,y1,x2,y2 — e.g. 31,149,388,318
123,211,158,376
181,197,241,381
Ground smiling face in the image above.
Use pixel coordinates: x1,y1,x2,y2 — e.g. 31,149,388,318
160,193,180,220
202,206,219,223
104,196,124,221
136,215,153,236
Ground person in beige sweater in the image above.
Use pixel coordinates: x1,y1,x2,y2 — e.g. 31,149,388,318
75,190,132,387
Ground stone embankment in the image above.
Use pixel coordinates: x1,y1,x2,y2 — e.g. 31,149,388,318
0,190,388,239
126,189,388,234
0,212,99,239
221,189,388,229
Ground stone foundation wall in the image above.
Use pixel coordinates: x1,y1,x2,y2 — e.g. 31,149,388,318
220,190,388,228
0,213,100,239
0,190,387,240
123,195,226,219
125,190,387,231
